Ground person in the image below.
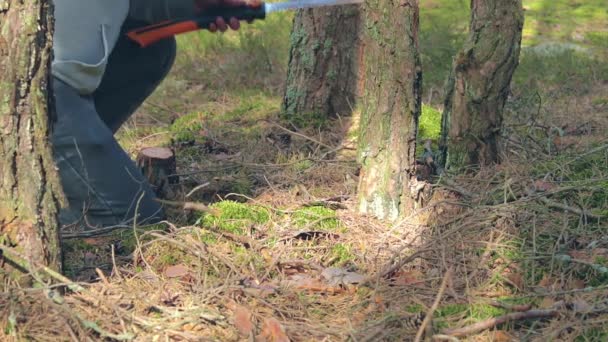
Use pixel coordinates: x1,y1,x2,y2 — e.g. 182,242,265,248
51,0,257,230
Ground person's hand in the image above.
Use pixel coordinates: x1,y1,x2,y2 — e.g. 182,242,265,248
196,0,263,33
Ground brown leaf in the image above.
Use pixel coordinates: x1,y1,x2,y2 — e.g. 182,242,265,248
391,270,425,286
233,304,254,336
568,278,586,290
533,180,557,192
164,264,189,278
492,330,517,342
505,272,524,291
540,297,556,309
538,274,559,291
257,317,290,342
284,274,343,294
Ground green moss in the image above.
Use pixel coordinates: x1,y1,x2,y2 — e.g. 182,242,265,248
170,111,207,144
292,206,341,231
435,303,507,329
419,104,442,141
285,110,329,129
201,200,270,234
292,159,314,173
330,243,355,266
405,304,424,313
575,327,608,341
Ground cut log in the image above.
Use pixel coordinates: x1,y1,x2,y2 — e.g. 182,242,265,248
136,147,178,198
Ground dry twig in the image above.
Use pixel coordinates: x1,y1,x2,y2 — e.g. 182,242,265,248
414,268,453,342
441,309,558,338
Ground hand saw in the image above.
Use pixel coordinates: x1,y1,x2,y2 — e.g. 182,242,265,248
127,0,363,48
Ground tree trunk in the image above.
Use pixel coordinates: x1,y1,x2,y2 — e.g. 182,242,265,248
0,0,62,282
439,0,524,168
357,0,422,221
282,5,361,124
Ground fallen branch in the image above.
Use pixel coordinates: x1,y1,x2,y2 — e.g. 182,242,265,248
0,245,85,293
441,309,558,338
157,198,217,214
538,196,604,220
61,224,131,239
201,225,261,250
414,268,453,342
489,301,532,312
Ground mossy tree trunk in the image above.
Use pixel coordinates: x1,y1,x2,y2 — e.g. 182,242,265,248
0,0,63,283
357,0,422,221
439,0,524,168
282,5,361,123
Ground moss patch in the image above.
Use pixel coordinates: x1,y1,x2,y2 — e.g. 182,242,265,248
419,104,442,141
201,200,271,234
291,206,341,231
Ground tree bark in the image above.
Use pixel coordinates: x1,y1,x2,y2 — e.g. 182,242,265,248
282,5,361,123
439,0,524,168
357,0,422,221
0,0,62,282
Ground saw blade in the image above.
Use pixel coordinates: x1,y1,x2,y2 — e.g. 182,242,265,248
265,0,364,14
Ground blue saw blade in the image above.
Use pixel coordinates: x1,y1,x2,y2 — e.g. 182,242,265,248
265,0,364,14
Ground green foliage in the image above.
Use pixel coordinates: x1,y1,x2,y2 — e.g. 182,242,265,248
515,48,608,94
575,327,608,341
435,303,507,329
291,206,341,231
418,104,442,141
170,111,207,144
330,243,355,266
419,0,469,97
523,0,608,50
201,200,271,234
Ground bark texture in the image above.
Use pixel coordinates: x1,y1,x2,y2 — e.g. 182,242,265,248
0,0,62,280
357,0,422,221
282,5,361,122
440,0,524,167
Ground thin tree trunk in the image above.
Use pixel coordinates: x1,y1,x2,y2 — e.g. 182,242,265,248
282,5,361,124
440,0,524,168
357,0,422,221
0,0,62,283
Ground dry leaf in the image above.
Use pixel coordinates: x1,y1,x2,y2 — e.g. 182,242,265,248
568,278,586,290
506,272,524,291
284,274,343,294
257,317,290,342
233,304,254,336
540,297,556,309
164,264,189,278
391,270,424,286
492,330,517,342
533,180,557,192
538,274,559,291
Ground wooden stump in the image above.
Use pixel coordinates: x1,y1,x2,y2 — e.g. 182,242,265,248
136,147,178,198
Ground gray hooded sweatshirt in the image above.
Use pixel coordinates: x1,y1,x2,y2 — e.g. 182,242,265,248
52,0,197,94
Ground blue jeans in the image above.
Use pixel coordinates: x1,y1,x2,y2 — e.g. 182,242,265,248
51,20,176,230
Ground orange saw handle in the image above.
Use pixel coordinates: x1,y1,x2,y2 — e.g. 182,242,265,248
127,5,266,48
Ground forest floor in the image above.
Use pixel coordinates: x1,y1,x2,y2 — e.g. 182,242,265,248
2,1,608,341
